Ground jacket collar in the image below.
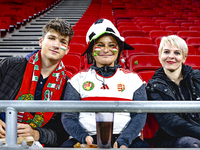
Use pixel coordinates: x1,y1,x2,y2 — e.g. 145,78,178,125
90,64,122,77
152,64,193,82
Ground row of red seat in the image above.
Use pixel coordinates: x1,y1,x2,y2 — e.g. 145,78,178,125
0,0,61,37
67,0,200,71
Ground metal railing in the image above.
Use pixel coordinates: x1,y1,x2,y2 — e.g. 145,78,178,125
0,100,200,149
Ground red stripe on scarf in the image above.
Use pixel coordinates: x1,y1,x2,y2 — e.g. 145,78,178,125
15,50,66,128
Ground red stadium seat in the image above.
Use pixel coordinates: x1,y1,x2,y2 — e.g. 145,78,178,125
73,30,87,36
118,25,140,34
189,26,200,33
149,30,173,44
72,25,90,31
0,17,11,31
142,26,163,35
117,22,136,27
70,36,87,47
133,17,151,22
125,37,152,44
175,20,192,25
154,37,162,47
68,43,86,56
143,114,160,144
121,30,146,37
186,37,200,47
194,20,200,25
138,22,158,28
186,37,200,54
135,19,152,25
68,43,87,69
126,55,161,72
123,44,158,59
185,55,200,70
181,23,200,29
188,45,197,55
155,19,173,25
177,31,200,40
159,22,179,29
165,26,187,34
62,54,81,75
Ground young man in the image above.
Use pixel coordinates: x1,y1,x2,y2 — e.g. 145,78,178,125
0,18,74,147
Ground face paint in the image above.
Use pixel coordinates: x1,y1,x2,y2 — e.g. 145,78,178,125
60,44,67,51
93,47,101,56
112,47,118,53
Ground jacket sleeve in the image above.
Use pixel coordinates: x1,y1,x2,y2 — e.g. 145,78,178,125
61,82,89,144
34,113,69,147
146,85,200,140
116,84,147,147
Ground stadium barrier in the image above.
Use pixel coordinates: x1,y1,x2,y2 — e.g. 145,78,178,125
0,100,200,149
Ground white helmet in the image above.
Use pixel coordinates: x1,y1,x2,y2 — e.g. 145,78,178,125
83,18,134,64
86,19,125,44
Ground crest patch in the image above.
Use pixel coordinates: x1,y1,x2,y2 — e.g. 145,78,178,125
83,81,95,91
117,83,125,92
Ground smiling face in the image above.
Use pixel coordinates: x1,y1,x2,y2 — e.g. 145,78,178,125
39,29,69,63
159,43,186,72
92,35,119,67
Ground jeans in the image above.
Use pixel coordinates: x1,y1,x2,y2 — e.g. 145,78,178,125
175,136,200,148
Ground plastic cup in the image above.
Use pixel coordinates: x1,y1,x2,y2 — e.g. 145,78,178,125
95,112,114,148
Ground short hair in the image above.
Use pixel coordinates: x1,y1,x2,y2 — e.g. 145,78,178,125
158,35,188,58
42,18,74,43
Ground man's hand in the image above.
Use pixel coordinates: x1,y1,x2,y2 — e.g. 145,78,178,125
0,120,6,138
85,136,94,145
17,123,40,141
113,141,128,148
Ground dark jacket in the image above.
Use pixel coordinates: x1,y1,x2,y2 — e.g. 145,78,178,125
0,56,69,147
146,64,200,146
61,64,147,148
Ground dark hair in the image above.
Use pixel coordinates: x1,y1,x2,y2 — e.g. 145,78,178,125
42,18,74,44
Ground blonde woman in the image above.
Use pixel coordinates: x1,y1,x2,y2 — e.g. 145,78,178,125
146,35,200,148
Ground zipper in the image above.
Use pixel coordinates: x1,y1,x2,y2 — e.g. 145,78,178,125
178,85,185,100
153,79,179,100
190,74,200,100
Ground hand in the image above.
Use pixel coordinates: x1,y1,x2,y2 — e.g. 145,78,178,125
17,123,40,141
0,119,6,138
113,141,128,148
85,136,93,145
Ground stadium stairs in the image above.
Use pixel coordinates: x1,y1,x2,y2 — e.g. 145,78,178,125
0,0,91,60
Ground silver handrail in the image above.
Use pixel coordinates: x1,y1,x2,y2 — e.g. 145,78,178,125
0,100,200,149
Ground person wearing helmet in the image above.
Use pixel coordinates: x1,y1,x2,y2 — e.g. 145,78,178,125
61,19,150,148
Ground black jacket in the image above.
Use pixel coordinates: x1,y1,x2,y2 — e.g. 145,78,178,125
0,56,69,147
146,64,200,144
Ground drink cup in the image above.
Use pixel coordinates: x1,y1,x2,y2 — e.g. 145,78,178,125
95,112,114,148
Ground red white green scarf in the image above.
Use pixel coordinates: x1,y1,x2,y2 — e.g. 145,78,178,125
15,50,66,128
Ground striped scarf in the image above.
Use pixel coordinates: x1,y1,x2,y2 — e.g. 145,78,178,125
15,50,66,128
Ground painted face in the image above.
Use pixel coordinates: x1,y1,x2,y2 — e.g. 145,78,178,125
92,35,119,67
159,43,186,72
39,29,69,62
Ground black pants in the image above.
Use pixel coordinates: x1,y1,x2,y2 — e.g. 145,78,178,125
61,134,150,148
153,136,200,148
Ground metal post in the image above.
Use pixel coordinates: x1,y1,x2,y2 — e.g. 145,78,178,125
5,107,17,147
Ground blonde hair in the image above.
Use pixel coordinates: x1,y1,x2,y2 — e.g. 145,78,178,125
158,35,188,59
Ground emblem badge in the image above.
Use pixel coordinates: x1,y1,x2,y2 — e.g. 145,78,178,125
117,83,125,92
83,81,95,91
